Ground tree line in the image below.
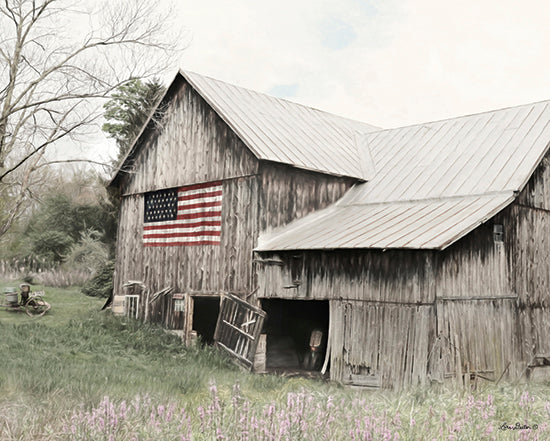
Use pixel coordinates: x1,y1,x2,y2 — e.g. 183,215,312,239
0,0,175,295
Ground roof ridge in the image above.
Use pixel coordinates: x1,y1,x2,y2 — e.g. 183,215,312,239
370,99,550,134
337,190,517,207
180,69,380,130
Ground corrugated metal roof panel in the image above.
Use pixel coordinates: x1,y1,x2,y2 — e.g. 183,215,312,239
256,193,516,251
257,99,550,251
182,70,379,179
340,101,550,205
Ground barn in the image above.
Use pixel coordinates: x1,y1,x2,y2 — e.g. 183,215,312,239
110,69,550,389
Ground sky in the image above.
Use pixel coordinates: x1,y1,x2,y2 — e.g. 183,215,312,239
72,0,550,165
174,0,550,127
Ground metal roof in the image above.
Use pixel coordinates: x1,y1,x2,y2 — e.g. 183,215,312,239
257,100,550,251
181,70,379,179
257,193,515,251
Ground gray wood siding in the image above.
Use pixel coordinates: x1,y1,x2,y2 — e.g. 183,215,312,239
114,194,144,293
256,249,436,388
258,162,355,232
431,299,521,383
506,204,550,306
505,149,550,363
517,153,550,210
330,301,433,389
119,78,259,195
434,221,510,299
114,177,259,300
257,250,435,304
257,221,510,305
255,217,518,388
112,75,550,390
113,78,262,304
113,78,357,330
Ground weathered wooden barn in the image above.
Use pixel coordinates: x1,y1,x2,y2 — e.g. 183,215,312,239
110,70,550,389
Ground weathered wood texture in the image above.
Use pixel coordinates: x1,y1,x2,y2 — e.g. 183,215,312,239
114,177,259,303
506,204,550,306
330,300,433,389
429,151,550,383
257,249,436,303
435,220,510,298
504,150,550,364
430,299,521,382
113,78,262,318
118,77,259,195
517,154,550,210
258,221,510,303
112,73,550,390
258,162,355,231
214,293,266,369
257,250,436,388
254,201,534,387
147,292,185,330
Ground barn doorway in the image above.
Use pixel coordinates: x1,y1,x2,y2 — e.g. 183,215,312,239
191,296,220,345
260,299,329,374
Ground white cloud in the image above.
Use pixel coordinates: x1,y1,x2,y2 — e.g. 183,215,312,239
46,0,550,168
171,0,550,128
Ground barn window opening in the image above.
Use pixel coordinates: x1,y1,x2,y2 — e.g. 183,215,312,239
192,296,220,345
260,299,329,374
493,224,504,243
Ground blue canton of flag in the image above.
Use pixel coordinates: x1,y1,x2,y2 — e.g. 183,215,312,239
144,189,178,223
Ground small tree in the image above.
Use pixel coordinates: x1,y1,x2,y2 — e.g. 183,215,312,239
102,78,166,162
101,78,167,248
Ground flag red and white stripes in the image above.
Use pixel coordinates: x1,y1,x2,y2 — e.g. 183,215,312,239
143,181,222,247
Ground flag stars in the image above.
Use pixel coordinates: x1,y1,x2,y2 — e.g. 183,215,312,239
144,188,178,223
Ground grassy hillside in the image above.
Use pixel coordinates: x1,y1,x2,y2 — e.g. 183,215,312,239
1,282,549,440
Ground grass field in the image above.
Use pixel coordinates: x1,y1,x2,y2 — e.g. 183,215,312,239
1,282,549,440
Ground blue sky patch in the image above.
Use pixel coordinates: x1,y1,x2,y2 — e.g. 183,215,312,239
321,18,357,50
353,0,378,16
268,83,299,99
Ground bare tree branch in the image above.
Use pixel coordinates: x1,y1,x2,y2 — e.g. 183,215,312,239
34,158,116,170
0,0,182,237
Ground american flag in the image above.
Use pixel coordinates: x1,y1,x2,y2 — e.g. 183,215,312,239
143,181,222,247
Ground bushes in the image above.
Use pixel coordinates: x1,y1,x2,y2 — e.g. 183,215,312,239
0,172,117,288
81,260,115,298
25,193,110,267
30,230,74,264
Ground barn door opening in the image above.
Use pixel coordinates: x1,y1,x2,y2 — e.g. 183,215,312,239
261,299,329,374
191,296,221,345
213,293,266,370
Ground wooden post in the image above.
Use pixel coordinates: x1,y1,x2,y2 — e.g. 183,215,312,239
253,334,267,373
455,333,462,389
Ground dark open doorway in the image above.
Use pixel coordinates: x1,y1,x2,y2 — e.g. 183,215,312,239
261,299,329,373
192,296,220,345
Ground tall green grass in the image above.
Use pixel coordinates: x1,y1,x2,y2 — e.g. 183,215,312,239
0,283,312,410
0,285,235,403
1,281,550,440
